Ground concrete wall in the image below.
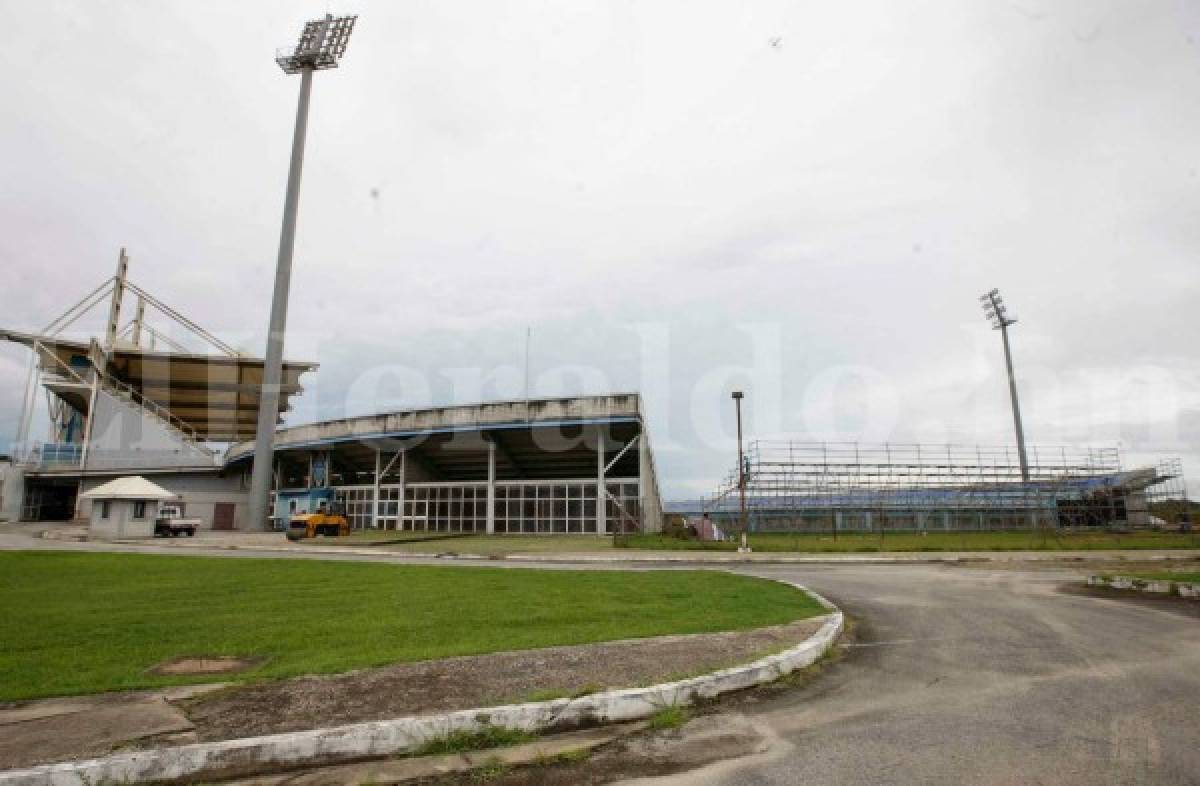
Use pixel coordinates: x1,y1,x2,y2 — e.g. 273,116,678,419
638,427,664,534
0,462,22,521
80,471,249,530
86,388,217,471
1125,491,1150,528
89,498,157,538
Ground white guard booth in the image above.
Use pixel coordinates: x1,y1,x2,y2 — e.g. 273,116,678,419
81,475,180,539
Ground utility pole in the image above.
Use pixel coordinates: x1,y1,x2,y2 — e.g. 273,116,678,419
732,391,750,552
247,14,357,531
980,288,1030,482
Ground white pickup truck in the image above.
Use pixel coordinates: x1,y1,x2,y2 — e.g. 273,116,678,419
154,505,201,537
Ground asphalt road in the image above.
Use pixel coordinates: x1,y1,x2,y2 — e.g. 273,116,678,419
632,564,1200,786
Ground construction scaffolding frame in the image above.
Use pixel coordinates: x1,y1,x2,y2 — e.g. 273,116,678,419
703,441,1189,534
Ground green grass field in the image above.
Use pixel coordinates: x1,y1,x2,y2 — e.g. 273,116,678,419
621,531,1200,553
0,552,824,702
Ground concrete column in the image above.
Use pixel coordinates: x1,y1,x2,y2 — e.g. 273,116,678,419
0,466,24,522
73,367,101,519
834,511,844,534
864,511,873,532
398,450,407,531
486,441,496,535
596,436,607,536
271,459,281,526
942,511,951,530
372,448,381,530
247,66,316,532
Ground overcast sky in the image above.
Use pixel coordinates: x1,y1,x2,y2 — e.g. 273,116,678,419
2,0,1198,497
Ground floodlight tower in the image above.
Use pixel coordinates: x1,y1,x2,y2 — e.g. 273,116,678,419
248,14,357,531
980,288,1030,482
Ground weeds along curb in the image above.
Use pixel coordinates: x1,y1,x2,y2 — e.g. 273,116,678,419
1087,574,1200,599
0,580,842,786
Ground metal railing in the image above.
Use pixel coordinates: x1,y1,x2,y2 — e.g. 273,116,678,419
96,369,210,452
30,443,83,467
24,443,224,472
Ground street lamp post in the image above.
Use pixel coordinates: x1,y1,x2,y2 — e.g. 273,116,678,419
247,14,357,531
980,288,1030,483
732,391,749,552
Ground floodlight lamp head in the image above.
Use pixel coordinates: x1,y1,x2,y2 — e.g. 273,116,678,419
732,390,744,400
277,13,357,74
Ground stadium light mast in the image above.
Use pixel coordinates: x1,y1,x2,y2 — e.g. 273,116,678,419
248,14,357,531
980,288,1030,482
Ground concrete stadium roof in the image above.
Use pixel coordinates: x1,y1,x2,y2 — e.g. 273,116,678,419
224,393,647,482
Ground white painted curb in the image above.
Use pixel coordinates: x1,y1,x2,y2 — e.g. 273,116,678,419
1087,574,1200,599
0,581,842,786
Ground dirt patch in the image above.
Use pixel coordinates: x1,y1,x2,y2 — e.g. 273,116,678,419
148,656,267,676
179,615,828,743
